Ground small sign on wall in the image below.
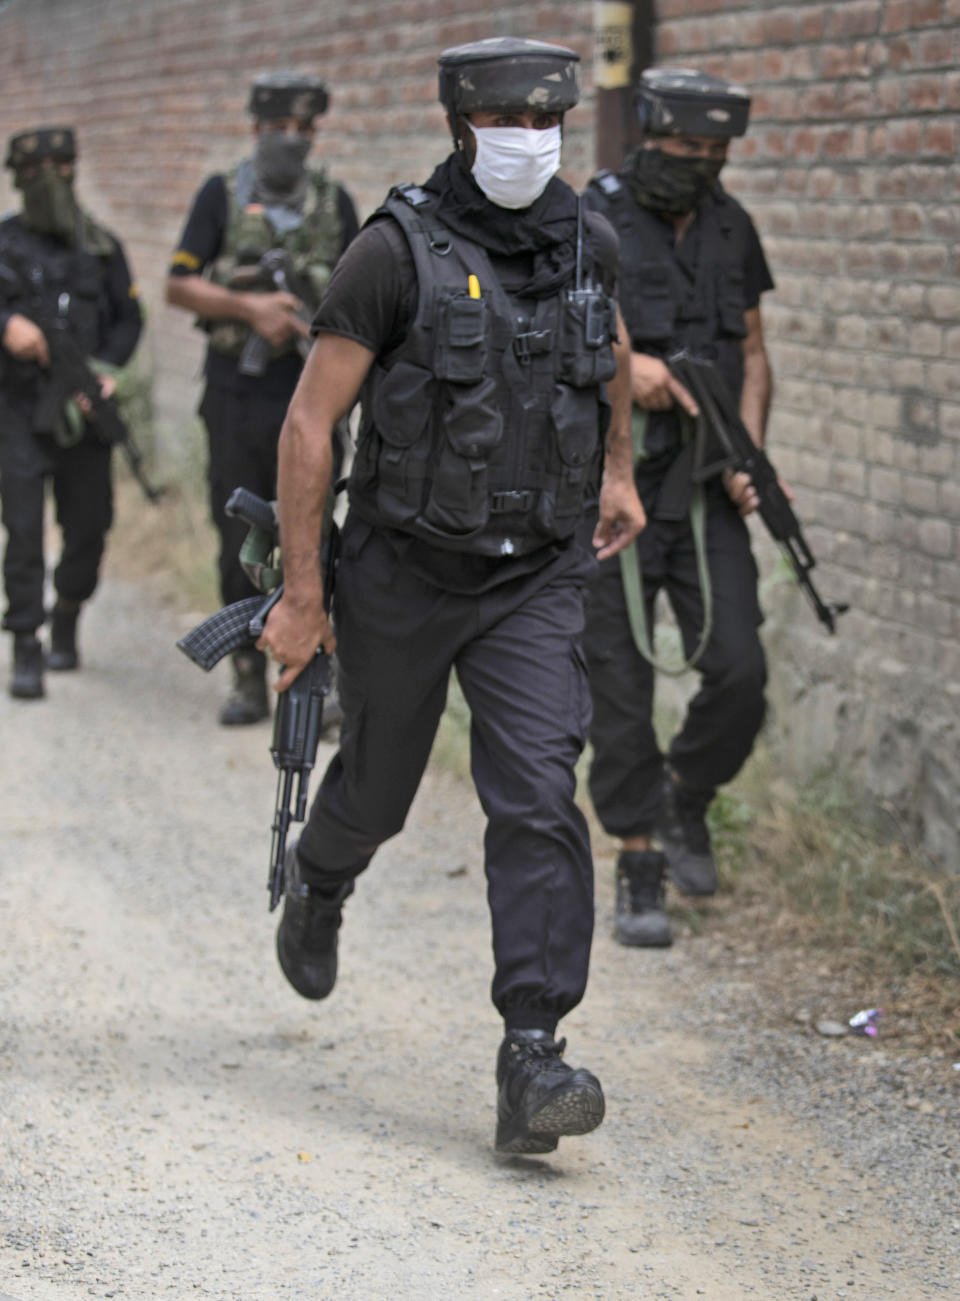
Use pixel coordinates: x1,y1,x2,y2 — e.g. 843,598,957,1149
594,1,634,90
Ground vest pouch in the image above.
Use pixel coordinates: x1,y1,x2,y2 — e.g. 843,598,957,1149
558,291,617,388
717,268,748,338
623,262,675,345
434,294,488,383
369,360,435,525
536,383,599,538
56,252,103,358
420,375,502,537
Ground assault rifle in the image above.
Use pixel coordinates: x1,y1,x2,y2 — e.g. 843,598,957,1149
0,259,162,504
668,352,848,633
231,249,314,378
176,486,335,910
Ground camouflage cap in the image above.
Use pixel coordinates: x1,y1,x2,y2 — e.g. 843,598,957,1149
635,67,751,138
438,37,580,117
248,71,329,121
5,126,77,171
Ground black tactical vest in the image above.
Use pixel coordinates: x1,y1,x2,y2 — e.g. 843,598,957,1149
0,215,113,389
587,171,749,402
0,217,111,361
348,186,618,558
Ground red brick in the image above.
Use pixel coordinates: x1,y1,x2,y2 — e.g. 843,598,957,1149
869,124,889,155
792,128,820,157
798,5,828,40
905,74,944,110
787,46,817,79
809,166,839,198
888,35,917,68
887,119,925,153
761,8,797,43
883,0,943,29
890,203,928,236
829,0,882,37
925,120,957,153
910,0,947,23
654,24,678,56
874,77,905,112
820,41,872,78
838,82,875,116
918,29,957,64
821,128,854,157
800,83,841,118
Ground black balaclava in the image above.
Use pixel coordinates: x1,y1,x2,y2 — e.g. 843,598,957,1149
627,144,725,216
252,131,311,205
17,165,79,241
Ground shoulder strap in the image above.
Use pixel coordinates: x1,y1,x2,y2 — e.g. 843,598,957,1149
618,412,714,676
383,188,511,325
592,169,623,199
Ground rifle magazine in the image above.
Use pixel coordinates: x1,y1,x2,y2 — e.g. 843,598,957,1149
176,595,266,670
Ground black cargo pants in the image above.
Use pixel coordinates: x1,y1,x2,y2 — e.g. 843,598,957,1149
584,477,767,840
199,381,292,607
297,514,596,1034
0,397,113,635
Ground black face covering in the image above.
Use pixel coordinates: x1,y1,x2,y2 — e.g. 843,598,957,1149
18,167,79,241
627,145,725,216
253,131,311,200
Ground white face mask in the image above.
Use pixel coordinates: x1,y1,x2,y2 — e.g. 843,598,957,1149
470,125,562,210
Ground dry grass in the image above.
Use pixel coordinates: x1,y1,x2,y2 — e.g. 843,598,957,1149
105,443,219,615
682,757,960,1054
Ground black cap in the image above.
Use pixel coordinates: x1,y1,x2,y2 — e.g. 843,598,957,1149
5,126,77,171
248,71,329,121
438,37,580,118
635,67,751,138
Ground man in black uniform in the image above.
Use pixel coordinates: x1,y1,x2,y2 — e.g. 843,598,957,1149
257,38,645,1154
583,69,775,948
0,127,142,700
166,71,358,725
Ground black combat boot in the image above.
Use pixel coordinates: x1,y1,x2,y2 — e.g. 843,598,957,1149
219,649,269,726
495,1029,605,1155
614,849,673,948
47,600,81,671
9,633,45,700
275,842,353,1000
656,766,718,896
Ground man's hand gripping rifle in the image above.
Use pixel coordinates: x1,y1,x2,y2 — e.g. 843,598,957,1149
0,259,163,505
176,487,334,909
231,249,314,379
669,352,849,633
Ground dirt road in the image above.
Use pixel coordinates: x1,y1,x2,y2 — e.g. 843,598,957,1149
1,577,957,1300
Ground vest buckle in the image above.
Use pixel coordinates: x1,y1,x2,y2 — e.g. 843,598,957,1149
512,330,553,363
490,490,534,514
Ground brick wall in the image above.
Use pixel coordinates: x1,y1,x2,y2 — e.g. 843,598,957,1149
1,0,958,864
0,0,595,433
657,0,960,865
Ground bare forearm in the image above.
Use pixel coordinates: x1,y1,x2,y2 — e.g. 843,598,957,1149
740,351,772,446
603,312,636,482
276,400,332,607
165,274,255,324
